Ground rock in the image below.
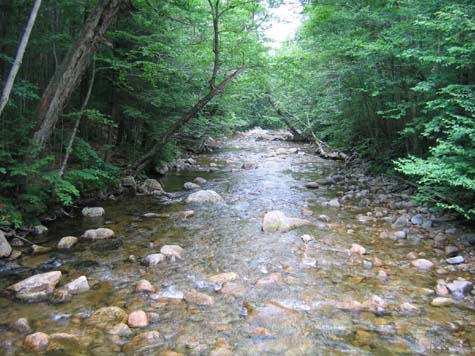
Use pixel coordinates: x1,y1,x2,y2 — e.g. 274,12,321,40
184,182,200,190
446,256,464,265
81,207,105,217
23,332,50,352
144,253,165,266
136,279,156,293
209,272,240,284
301,208,313,216
128,310,149,328
362,295,388,314
155,162,169,175
193,177,207,184
262,210,312,233
350,243,366,255
82,228,114,240
52,288,72,303
394,230,407,239
0,231,12,258
304,182,319,189
160,245,183,260
176,210,195,219
406,251,418,260
8,271,62,301
336,300,365,311
184,289,214,306
31,244,51,254
242,161,256,169
317,214,330,222
358,215,376,224
411,214,424,225
123,331,161,353
63,276,90,294
256,273,283,287
431,297,453,307
411,259,434,271
57,236,78,249
185,190,224,204
221,282,245,297
10,237,24,247
328,198,341,209
392,216,409,229
139,179,165,195
147,312,160,324
249,301,303,329
301,234,313,243
47,333,91,353
86,306,127,329
121,176,137,190
436,282,450,297
143,213,161,218
378,270,388,281
7,249,21,260
108,323,133,337
12,318,31,334
301,256,317,267
446,280,473,299
400,302,419,315
32,225,48,235
445,245,459,258
153,286,184,301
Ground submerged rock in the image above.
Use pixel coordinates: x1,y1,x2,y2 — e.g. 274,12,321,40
0,231,12,258
82,228,114,240
23,332,50,352
185,289,214,306
128,310,149,328
262,210,312,233
81,207,105,217
411,259,434,271
12,318,31,334
185,190,224,204
209,272,240,284
144,253,165,266
135,279,156,293
9,271,62,301
304,182,319,189
123,331,161,353
184,182,200,190
193,177,207,184
86,306,127,329
57,236,78,249
160,245,183,260
350,243,366,255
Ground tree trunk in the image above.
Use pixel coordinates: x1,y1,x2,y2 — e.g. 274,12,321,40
131,66,247,173
30,0,126,153
0,0,42,117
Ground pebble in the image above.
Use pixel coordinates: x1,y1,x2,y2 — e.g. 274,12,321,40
135,279,156,293
410,259,434,271
144,253,165,266
350,243,366,255
431,297,453,307
57,236,78,249
446,256,464,265
128,310,149,328
184,289,214,306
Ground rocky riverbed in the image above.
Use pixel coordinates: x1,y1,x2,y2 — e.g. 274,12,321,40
1,128,475,355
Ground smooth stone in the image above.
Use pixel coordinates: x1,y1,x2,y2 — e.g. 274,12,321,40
256,273,283,287
185,190,224,204
411,214,424,225
406,252,418,260
446,280,473,299
8,271,62,301
160,245,183,260
436,282,450,297
12,318,31,334
446,256,464,265
82,228,114,240
144,253,165,266
400,302,419,315
209,272,240,284
176,210,195,219
445,245,459,257
184,289,214,306
242,161,257,169
304,182,319,189
411,259,434,271
262,210,312,233
147,312,160,324
57,236,78,249
108,323,133,337
328,198,341,209
135,279,156,293
350,243,366,255
317,214,330,222
184,182,200,190
81,207,105,217
154,286,184,300
63,276,90,294
431,297,453,307
193,177,207,184
394,230,407,239
128,310,149,328
139,179,165,195
23,332,50,352
392,216,409,229
123,331,161,353
301,234,314,243
7,249,21,260
31,244,51,254
221,282,245,297
0,231,12,257
86,306,127,329
301,207,313,216
378,270,388,281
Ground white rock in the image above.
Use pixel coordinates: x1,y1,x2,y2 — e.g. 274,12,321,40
63,276,90,294
350,243,366,255
411,259,434,271
160,245,183,260
81,207,105,217
144,253,165,266
139,179,165,195
193,177,207,184
57,236,78,249
9,271,62,301
82,228,114,240
185,190,224,204
184,182,200,190
262,210,312,233
0,231,12,257
328,199,341,209
447,280,473,299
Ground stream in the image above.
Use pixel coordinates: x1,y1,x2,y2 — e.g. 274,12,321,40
1,129,475,355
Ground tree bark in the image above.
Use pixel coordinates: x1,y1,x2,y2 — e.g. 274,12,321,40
30,0,126,153
0,0,42,117
266,96,308,141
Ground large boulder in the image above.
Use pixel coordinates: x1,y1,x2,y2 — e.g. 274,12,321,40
121,176,137,191
82,228,114,240
0,230,12,257
81,207,105,217
57,236,78,249
185,190,224,204
9,271,62,301
262,210,312,233
139,179,165,195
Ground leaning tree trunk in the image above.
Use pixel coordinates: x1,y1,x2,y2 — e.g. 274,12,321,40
0,0,42,117
30,0,126,153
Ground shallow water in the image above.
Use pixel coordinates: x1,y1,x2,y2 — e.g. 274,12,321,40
1,132,475,355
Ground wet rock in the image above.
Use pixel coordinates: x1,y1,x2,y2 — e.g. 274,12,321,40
301,234,313,243
147,312,160,324
186,190,224,204
242,161,256,169
436,281,450,297
411,259,434,271
249,301,303,329
8,271,62,301
57,236,78,249
63,276,90,294
121,176,137,190
363,295,388,314
139,179,165,195
446,256,464,265
176,210,195,219
82,228,114,240
400,302,419,315
107,323,133,337
209,272,240,284
445,245,459,258
128,310,149,328
23,332,50,352
358,215,376,224
32,225,48,235
185,289,214,306
301,256,317,267
10,237,24,247
47,333,91,353
411,214,424,225
31,244,51,254
153,286,184,300
7,249,21,261
256,273,283,287
262,210,312,233
431,297,453,307
194,177,207,184
406,251,418,260
0,231,12,258
160,245,183,260
52,288,72,303
335,300,365,312
378,270,388,281
136,279,156,293
81,207,105,217
155,162,169,175
12,318,31,334
328,198,341,209
394,230,407,239
447,279,473,299
301,207,313,216
184,182,200,190
392,216,409,229
350,243,366,255
186,157,197,165
86,306,127,329
122,331,161,353
304,182,319,189
144,253,165,266
221,282,245,297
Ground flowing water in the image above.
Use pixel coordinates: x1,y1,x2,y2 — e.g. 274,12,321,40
1,130,475,355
